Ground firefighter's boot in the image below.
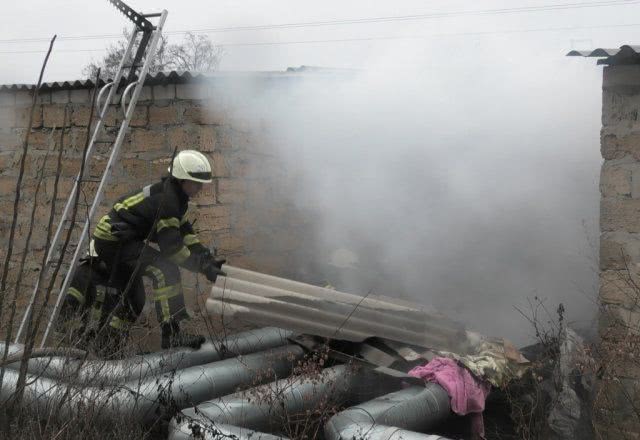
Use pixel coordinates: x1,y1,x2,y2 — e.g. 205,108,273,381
161,320,205,350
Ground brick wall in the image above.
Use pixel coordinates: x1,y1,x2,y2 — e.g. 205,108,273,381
0,78,311,342
596,64,640,438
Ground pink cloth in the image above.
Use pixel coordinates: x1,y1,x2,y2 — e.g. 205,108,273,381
408,357,491,439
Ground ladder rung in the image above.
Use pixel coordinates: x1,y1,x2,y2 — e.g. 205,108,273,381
143,13,162,17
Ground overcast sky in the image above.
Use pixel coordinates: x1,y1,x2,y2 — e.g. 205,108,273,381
1,0,640,82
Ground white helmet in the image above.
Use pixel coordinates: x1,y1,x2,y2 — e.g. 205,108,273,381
169,150,213,183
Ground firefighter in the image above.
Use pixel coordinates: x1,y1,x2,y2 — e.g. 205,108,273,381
90,149,225,353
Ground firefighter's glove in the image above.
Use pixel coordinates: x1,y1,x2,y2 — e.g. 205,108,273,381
213,256,226,269
201,259,226,282
201,249,226,269
110,222,137,240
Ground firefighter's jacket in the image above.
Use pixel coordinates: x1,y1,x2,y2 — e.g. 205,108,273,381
93,177,208,271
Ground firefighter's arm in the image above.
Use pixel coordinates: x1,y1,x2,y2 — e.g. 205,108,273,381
156,213,225,281
179,216,226,281
153,202,203,272
179,217,209,256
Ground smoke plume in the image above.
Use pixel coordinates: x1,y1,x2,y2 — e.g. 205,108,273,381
210,39,602,345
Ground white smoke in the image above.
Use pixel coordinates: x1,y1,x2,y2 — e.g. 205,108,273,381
210,37,602,345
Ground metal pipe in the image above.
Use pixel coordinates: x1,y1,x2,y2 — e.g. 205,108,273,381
0,344,304,424
333,425,452,440
121,80,138,115
2,327,292,384
172,364,398,437
324,384,452,440
170,423,287,440
95,82,114,119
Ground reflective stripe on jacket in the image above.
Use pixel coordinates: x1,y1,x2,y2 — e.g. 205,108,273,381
93,177,207,270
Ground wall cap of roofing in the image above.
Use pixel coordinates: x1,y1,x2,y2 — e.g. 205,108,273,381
567,44,640,65
0,66,359,92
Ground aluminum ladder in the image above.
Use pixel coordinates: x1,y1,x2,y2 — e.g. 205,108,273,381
15,1,168,347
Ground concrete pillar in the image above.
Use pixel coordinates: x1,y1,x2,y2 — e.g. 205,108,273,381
596,64,640,438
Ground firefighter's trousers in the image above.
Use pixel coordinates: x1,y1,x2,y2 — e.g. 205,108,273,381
93,238,189,332
58,259,119,344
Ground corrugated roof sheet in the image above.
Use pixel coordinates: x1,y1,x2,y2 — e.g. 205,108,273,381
208,265,530,387
567,44,640,65
0,71,200,92
0,67,354,92
210,265,474,354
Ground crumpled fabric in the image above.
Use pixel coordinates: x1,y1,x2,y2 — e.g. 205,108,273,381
439,337,529,388
408,357,491,440
440,349,508,388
